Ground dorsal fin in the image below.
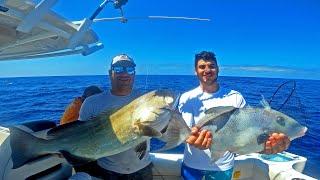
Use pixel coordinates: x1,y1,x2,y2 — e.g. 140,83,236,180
260,95,271,110
47,121,87,137
171,93,181,111
47,109,115,139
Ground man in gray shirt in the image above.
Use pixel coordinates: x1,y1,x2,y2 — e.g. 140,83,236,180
78,54,152,179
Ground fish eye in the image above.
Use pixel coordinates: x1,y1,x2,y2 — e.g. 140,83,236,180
276,116,286,126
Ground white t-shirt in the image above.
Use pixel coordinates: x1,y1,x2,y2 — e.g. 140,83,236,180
178,86,246,171
79,90,151,174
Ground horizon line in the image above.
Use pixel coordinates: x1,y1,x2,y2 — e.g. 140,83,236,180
0,74,319,81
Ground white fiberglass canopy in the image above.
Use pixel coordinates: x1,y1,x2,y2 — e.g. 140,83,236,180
0,0,103,61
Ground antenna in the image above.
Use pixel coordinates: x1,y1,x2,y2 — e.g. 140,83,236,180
94,16,211,23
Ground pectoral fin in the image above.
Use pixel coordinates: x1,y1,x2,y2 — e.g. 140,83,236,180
196,106,236,131
154,112,191,152
134,141,148,160
133,121,162,138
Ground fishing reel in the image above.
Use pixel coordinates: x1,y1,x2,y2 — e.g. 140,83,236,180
113,0,128,9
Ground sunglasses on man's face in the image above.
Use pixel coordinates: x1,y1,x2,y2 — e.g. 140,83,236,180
112,66,135,75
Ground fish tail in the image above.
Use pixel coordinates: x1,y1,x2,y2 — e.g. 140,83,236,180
155,111,191,152
9,127,48,169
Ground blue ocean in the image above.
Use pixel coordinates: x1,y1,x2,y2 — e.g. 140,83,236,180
0,75,319,178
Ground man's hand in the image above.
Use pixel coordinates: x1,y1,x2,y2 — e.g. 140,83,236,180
186,126,212,150
263,133,290,154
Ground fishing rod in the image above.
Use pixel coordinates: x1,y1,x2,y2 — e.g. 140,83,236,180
268,80,296,111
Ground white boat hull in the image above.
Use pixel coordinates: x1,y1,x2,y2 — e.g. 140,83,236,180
0,125,317,180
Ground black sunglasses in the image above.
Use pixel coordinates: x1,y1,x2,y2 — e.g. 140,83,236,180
112,66,135,75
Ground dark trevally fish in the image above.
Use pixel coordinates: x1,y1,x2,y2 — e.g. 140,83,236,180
160,100,307,160
9,90,189,169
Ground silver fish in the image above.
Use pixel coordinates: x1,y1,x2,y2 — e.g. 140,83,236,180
197,101,307,160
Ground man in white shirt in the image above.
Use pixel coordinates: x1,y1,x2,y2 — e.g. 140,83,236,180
77,54,152,179
179,51,291,180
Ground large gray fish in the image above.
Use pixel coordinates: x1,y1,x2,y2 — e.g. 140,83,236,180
160,100,307,160
157,101,307,161
9,90,188,169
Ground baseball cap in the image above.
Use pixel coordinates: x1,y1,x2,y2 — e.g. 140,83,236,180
111,54,136,67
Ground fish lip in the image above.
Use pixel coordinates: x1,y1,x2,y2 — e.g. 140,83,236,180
300,127,308,136
294,127,308,139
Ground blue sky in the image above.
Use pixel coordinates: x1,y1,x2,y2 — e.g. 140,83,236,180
0,0,319,79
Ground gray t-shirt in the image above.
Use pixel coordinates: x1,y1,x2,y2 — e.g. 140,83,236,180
79,90,151,174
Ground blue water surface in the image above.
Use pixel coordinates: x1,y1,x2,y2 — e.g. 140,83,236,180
0,75,319,178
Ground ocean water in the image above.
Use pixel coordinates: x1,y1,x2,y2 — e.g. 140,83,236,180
0,75,319,178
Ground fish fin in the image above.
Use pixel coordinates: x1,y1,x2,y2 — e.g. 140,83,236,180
47,118,104,139
257,133,269,145
160,107,172,113
211,151,225,161
197,106,237,127
47,120,86,137
155,112,191,152
201,125,217,133
134,141,148,160
133,120,162,137
9,127,48,169
260,95,271,110
246,104,253,109
60,150,95,166
204,106,237,115
170,92,181,111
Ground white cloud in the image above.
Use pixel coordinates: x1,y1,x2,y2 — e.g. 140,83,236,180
220,65,296,73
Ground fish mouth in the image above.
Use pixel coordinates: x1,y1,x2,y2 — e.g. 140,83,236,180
296,127,308,138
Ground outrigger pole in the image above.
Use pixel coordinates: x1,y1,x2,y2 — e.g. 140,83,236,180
68,0,128,49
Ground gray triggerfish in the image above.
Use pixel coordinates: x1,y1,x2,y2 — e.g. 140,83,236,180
159,99,307,161
196,101,306,160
